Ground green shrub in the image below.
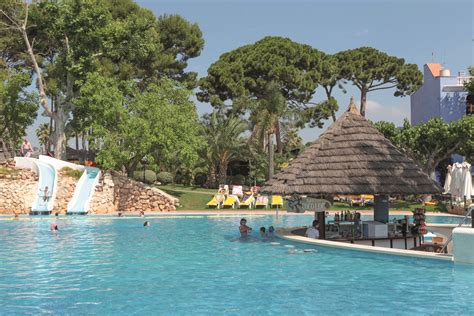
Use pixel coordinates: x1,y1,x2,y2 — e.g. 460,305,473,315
133,170,157,184
232,174,245,185
61,167,83,180
194,172,207,186
156,171,174,184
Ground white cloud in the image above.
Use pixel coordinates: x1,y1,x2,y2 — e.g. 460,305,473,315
364,99,410,126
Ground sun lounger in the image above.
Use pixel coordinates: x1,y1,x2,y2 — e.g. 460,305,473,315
232,185,243,196
240,192,255,208
255,196,268,208
223,194,240,208
207,194,225,209
255,196,267,208
271,195,283,209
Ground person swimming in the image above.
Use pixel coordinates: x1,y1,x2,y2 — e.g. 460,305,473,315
268,226,275,234
50,223,58,231
259,227,267,237
143,221,150,227
239,218,252,236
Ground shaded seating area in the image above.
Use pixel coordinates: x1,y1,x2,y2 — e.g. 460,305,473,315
261,98,442,252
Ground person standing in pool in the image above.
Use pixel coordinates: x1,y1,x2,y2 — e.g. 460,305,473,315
268,226,275,235
305,220,320,239
239,218,252,236
259,227,267,237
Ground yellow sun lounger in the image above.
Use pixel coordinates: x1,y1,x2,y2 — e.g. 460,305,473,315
222,195,240,208
271,195,283,209
240,192,255,208
207,194,225,209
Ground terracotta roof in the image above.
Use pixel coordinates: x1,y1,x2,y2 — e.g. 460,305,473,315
261,98,442,195
426,63,441,77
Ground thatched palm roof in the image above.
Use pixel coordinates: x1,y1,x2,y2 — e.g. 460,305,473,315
262,98,441,195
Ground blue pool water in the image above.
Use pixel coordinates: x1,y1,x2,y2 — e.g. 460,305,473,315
0,215,472,315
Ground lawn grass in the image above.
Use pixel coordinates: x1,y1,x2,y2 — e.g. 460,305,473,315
157,184,214,210
155,185,448,212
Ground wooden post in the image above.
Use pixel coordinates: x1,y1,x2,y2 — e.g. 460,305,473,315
317,211,326,240
374,195,389,223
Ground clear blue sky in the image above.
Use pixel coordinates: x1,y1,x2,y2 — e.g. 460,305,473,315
28,0,473,146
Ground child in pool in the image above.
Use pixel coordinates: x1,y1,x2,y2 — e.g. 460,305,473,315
239,218,252,236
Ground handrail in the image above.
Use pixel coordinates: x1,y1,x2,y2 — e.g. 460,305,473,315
439,205,473,253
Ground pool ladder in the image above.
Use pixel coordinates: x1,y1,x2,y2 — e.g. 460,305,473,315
439,205,473,254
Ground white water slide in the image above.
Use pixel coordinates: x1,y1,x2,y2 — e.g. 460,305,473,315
14,157,58,215
15,156,100,215
67,167,101,215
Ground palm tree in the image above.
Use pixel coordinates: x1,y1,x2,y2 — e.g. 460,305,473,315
249,82,286,180
36,123,50,154
202,111,248,186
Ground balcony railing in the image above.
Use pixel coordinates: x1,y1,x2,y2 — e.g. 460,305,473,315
457,76,473,85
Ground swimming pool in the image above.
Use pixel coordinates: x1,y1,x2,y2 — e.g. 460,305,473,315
0,215,472,315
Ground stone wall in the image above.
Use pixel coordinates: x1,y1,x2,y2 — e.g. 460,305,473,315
89,170,178,213
0,161,178,214
53,170,78,214
0,160,37,214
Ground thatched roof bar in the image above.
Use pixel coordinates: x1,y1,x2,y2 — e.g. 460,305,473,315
261,97,441,195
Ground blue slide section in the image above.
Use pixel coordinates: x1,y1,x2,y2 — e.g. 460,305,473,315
67,167,100,215
31,160,56,215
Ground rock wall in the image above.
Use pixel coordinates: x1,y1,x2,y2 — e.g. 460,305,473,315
0,161,178,214
53,170,78,214
89,170,178,213
0,161,37,214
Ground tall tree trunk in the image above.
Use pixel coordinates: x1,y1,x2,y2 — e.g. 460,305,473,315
19,17,52,117
207,163,217,188
125,156,141,177
275,122,283,154
53,103,68,160
360,88,367,117
268,132,274,180
324,87,337,122
75,133,79,150
218,160,228,184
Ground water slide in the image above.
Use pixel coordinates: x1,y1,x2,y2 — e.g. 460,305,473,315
15,157,58,214
67,167,101,215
